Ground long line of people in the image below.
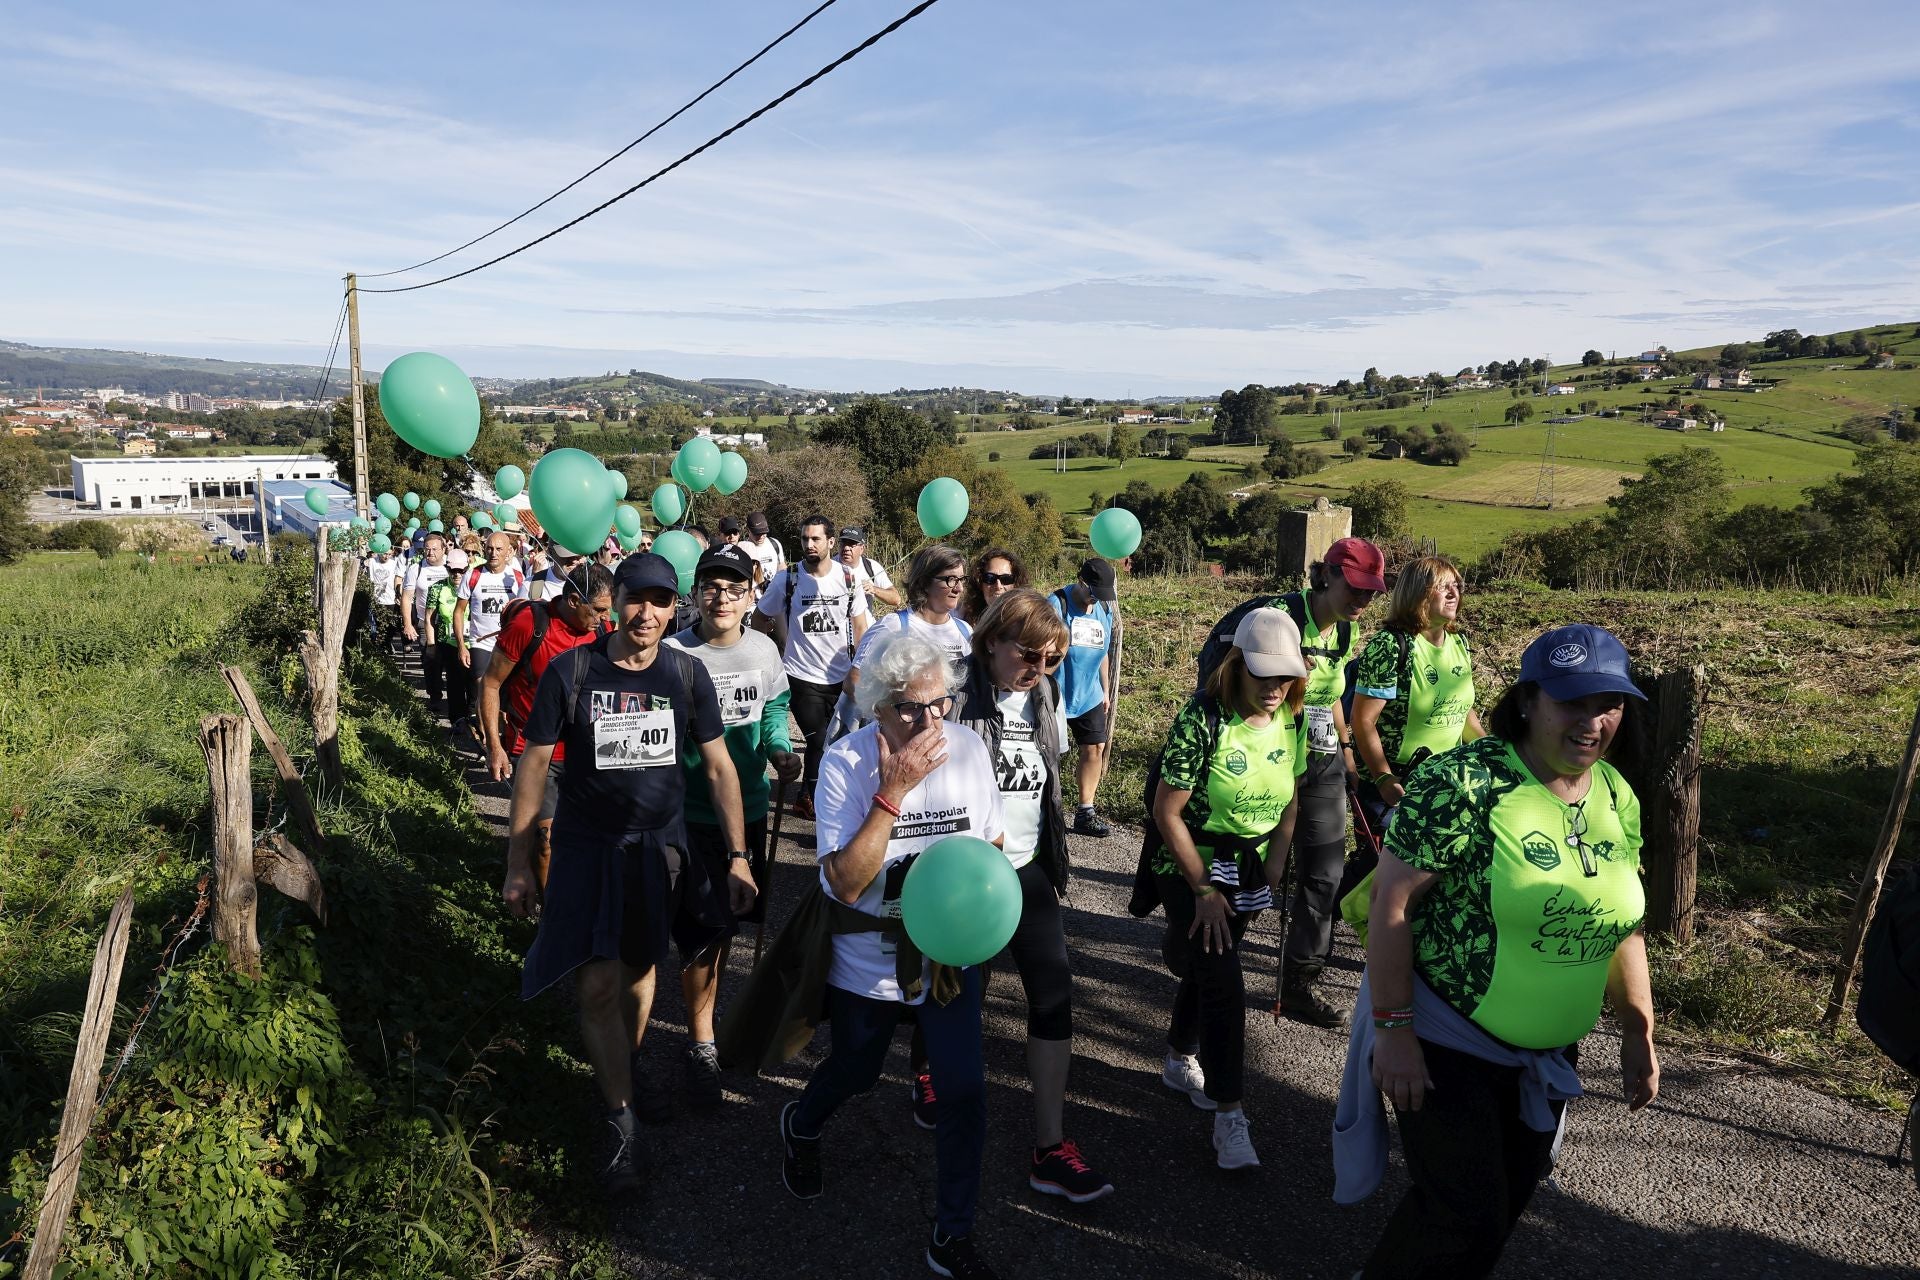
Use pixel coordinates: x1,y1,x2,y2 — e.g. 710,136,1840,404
372,511,1657,1280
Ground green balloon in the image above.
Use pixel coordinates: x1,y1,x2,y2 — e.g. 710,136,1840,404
472,511,493,530
369,533,392,554
494,464,526,501
529,447,618,559
716,451,749,495
406,517,421,532
614,503,642,538
616,528,642,552
1089,507,1143,560
375,492,402,521
650,482,685,527
427,518,444,533
916,477,970,538
675,437,723,492
303,486,330,516
653,530,702,595
493,502,519,529
900,836,1021,966
374,515,392,534
349,516,372,533
377,351,481,459
403,491,421,512
422,498,442,520
607,469,629,501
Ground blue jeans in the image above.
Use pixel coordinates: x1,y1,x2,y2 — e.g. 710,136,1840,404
792,969,986,1237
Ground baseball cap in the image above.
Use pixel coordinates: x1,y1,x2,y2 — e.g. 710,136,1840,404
718,516,742,536
1078,557,1117,602
613,552,679,597
746,511,770,535
1517,624,1646,702
445,548,469,570
839,526,867,545
695,544,754,583
1325,537,1387,592
1232,607,1309,679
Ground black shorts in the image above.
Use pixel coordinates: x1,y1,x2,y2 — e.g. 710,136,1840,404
685,816,771,927
616,837,734,969
1067,703,1110,746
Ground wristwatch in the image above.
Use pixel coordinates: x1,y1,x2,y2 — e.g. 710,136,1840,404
727,850,751,863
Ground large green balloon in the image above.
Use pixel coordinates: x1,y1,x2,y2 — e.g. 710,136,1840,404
716,451,748,495
614,504,642,538
1089,507,1143,560
303,486,330,516
650,482,686,527
530,447,618,558
349,515,372,533
427,519,444,533
493,503,519,529
471,511,493,530
406,516,421,530
494,464,525,501
369,533,392,554
375,492,402,521
423,498,442,520
676,437,723,492
652,530,702,595
374,515,392,534
900,836,1021,966
607,469,629,501
403,491,420,512
616,528,642,553
377,352,480,459
916,477,970,538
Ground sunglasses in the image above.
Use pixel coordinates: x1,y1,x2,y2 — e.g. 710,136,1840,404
979,572,1017,587
889,694,954,723
1006,643,1062,670
1566,804,1596,877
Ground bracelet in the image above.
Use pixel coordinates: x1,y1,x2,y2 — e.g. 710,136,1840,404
1371,1007,1414,1020
872,793,901,818
1373,1017,1415,1031
1192,882,1217,898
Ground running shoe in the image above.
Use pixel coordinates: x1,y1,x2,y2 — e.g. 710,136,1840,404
1213,1110,1260,1170
910,1071,939,1131
1161,1052,1216,1111
926,1227,1000,1279
1070,807,1111,837
1029,1139,1114,1203
600,1109,643,1202
793,793,815,821
684,1042,723,1111
779,1101,822,1199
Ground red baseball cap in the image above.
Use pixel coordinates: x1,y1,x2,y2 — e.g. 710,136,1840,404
1325,537,1387,592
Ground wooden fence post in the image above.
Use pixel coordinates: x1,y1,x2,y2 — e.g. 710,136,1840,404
220,664,326,853
1825,698,1920,1028
1641,665,1706,944
23,890,134,1280
302,540,358,789
198,713,260,978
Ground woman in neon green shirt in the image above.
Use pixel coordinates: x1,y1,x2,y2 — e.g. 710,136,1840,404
1150,607,1309,1172
1351,623,1660,1277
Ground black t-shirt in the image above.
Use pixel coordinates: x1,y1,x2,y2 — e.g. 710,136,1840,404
524,635,724,841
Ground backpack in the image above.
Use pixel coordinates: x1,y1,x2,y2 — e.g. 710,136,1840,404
1127,693,1224,918
1196,592,1353,691
1857,860,1920,1075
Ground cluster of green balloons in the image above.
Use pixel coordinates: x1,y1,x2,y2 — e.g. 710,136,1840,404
1089,507,1143,559
899,835,1022,965
527,438,752,557
916,477,969,538
378,352,481,459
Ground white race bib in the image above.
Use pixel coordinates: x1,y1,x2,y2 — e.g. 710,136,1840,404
1069,616,1107,649
711,671,763,728
1306,704,1339,753
592,708,676,770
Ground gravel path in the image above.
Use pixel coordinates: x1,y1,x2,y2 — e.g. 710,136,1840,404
442,696,1916,1278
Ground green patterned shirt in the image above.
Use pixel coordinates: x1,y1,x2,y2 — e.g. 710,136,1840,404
1353,628,1475,778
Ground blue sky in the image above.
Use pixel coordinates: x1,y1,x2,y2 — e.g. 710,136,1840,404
6,0,1919,395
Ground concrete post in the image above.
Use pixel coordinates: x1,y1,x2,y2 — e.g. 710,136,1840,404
1274,498,1352,589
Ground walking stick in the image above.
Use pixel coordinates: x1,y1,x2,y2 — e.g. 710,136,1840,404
754,769,788,965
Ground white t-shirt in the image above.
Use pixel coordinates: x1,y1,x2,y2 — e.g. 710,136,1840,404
994,686,1069,870
844,554,893,597
402,561,449,625
457,566,529,649
366,557,398,606
741,536,783,589
852,610,972,681
756,564,871,684
815,722,1004,1004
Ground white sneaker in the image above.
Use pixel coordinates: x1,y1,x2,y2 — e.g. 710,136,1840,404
1213,1109,1259,1170
1162,1053,1216,1111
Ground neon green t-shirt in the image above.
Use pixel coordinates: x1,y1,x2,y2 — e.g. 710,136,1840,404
1154,698,1309,874
1354,628,1475,775
1385,737,1645,1049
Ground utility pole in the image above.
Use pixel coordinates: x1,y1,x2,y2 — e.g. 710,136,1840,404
254,468,272,564
344,274,369,519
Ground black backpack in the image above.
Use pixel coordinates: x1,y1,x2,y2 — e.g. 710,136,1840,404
1857,860,1920,1075
1196,592,1354,691
1127,694,1224,918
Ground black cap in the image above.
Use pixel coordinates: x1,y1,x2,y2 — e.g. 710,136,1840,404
613,552,679,596
746,511,770,534
694,544,754,583
838,526,866,544
718,516,742,535
1079,557,1117,602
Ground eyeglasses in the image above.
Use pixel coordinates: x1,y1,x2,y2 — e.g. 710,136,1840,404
889,694,954,722
1566,803,1596,877
698,581,752,601
979,572,1017,587
931,574,966,589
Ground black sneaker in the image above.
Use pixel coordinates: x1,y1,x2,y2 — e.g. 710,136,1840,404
630,1052,673,1125
779,1101,821,1199
926,1227,999,1279
684,1042,723,1111
910,1071,938,1131
1029,1139,1114,1203
1070,807,1111,837
600,1108,643,1203
1279,981,1349,1031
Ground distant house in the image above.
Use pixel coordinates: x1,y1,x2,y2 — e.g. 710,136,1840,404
1658,418,1696,432
1635,365,1661,380
1546,383,1577,396
1376,440,1407,459
1693,367,1752,390
1873,352,1897,369
1708,420,1726,432
122,435,158,455
1455,375,1492,390
1637,348,1669,363
9,425,38,437
1693,372,1721,390
1118,411,1152,424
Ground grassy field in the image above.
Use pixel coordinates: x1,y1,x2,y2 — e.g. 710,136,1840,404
1092,571,1920,1107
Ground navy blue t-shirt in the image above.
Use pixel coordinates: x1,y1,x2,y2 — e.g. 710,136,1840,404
523,635,724,842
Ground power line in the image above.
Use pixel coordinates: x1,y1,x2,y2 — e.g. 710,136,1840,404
362,0,841,280
362,0,943,295
312,290,350,403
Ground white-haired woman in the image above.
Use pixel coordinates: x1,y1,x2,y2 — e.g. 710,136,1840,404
778,629,1008,1280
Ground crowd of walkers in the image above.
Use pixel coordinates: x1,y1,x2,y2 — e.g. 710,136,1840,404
369,510,1659,1280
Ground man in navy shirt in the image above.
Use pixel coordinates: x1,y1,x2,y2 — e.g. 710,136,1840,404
503,552,751,1204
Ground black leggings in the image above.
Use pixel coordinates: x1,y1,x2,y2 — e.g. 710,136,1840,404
788,676,841,796
1286,750,1351,976
1158,874,1259,1106
912,859,1074,1068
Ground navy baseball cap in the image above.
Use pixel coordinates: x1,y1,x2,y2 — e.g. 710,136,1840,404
695,544,754,582
1518,624,1646,702
613,552,679,597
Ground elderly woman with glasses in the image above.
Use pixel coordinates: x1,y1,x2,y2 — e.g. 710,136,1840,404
959,546,1028,624
1334,623,1659,1279
778,629,1009,1279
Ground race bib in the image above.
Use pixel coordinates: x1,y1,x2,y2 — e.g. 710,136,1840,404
1069,616,1107,649
1306,704,1338,753
592,708,676,770
710,671,763,728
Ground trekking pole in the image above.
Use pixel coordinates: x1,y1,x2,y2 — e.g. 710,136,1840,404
1270,841,1295,1023
755,768,787,965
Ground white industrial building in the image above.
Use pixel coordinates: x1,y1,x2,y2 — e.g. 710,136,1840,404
69,453,338,512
